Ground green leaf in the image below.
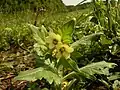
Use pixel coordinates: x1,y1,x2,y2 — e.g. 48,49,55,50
34,43,47,56
107,72,120,81
56,58,70,68
28,24,45,45
68,59,79,72
66,79,77,90
100,35,112,45
63,61,116,81
14,66,61,85
28,24,48,56
78,61,116,79
71,33,103,49
60,18,76,44
57,58,79,72
63,71,78,80
41,25,48,41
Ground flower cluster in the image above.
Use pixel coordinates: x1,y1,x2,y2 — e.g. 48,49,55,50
46,32,74,59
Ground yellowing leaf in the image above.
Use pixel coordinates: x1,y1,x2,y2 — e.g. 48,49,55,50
60,18,76,44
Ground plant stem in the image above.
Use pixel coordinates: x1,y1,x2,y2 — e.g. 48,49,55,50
106,0,112,37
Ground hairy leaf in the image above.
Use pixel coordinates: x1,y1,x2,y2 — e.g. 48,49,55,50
78,61,116,79
28,24,47,56
64,61,116,80
107,72,120,81
71,33,103,48
28,24,45,45
41,25,48,41
14,66,61,84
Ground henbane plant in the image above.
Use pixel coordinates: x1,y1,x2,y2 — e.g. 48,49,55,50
14,18,117,90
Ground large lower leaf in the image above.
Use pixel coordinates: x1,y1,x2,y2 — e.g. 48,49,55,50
78,61,116,79
14,66,61,84
71,33,103,49
63,61,116,80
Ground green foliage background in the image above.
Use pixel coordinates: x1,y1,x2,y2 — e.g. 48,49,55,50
1,0,120,90
0,0,66,13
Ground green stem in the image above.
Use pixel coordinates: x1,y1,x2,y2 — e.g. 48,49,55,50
106,0,112,34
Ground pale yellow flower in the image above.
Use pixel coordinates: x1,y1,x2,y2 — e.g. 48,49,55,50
52,49,57,57
46,32,61,49
62,81,68,90
56,43,74,59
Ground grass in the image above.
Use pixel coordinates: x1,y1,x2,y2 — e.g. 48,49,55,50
0,9,90,50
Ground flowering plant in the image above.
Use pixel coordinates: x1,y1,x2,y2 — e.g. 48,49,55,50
15,19,116,90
